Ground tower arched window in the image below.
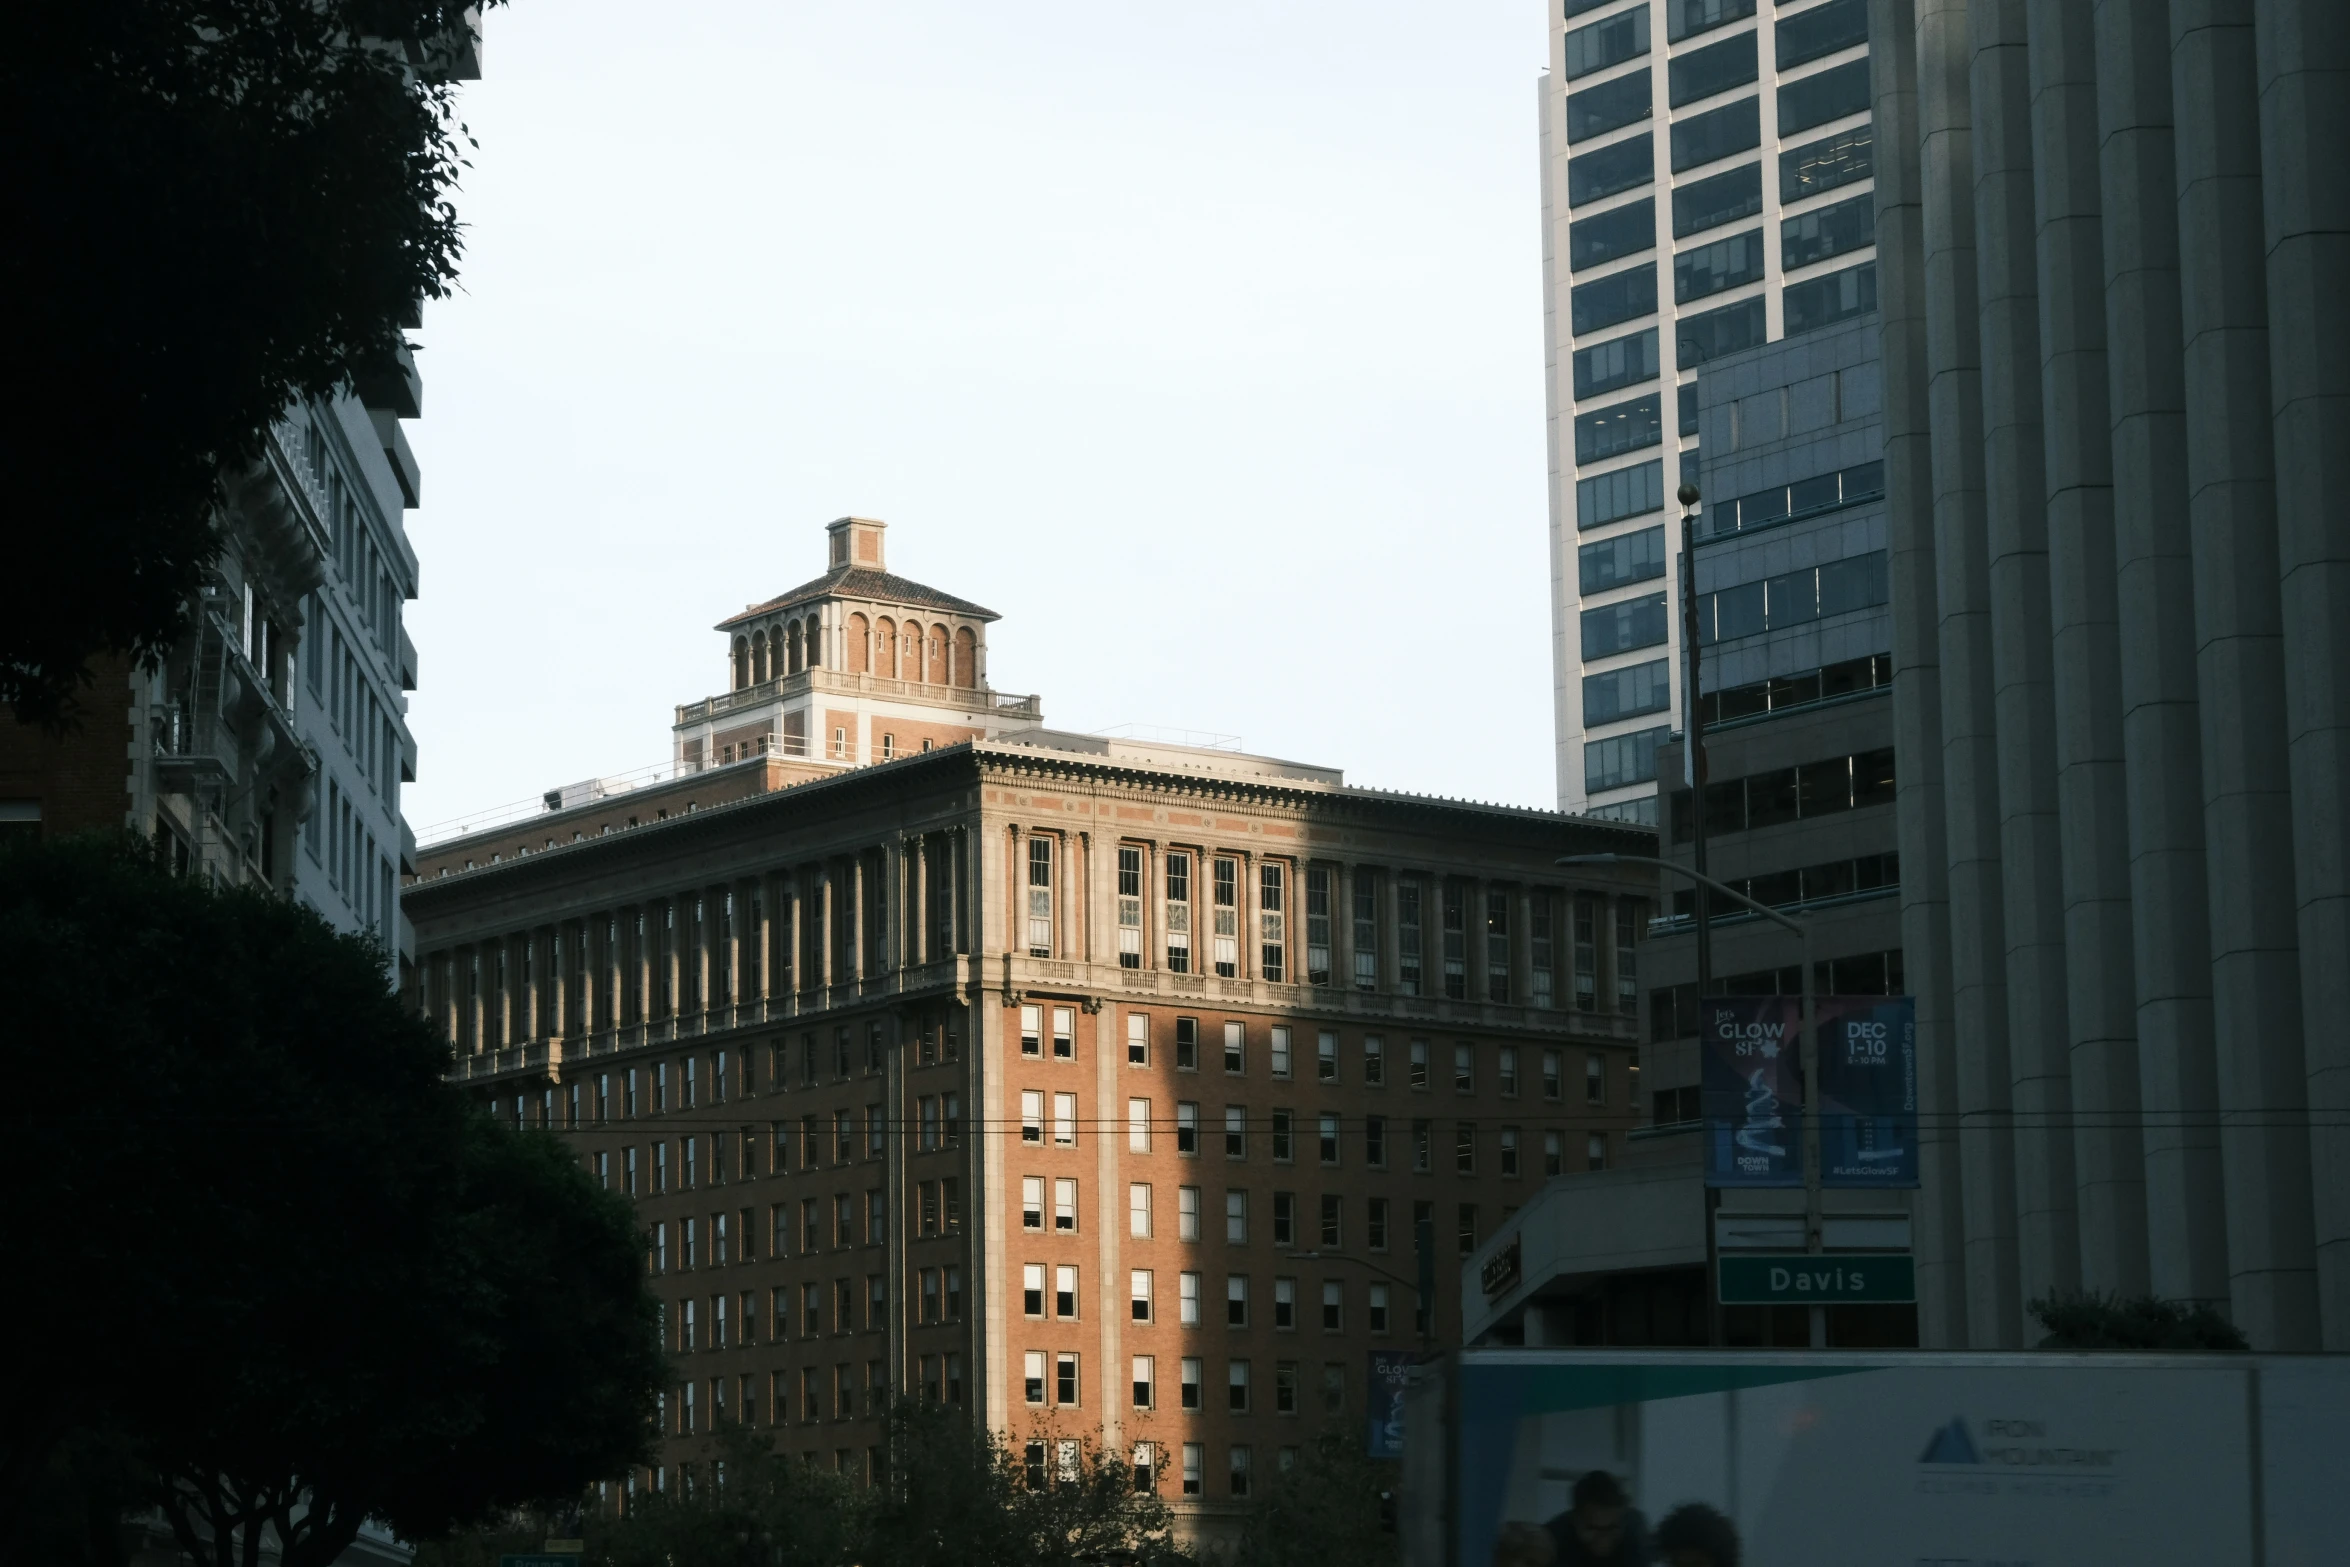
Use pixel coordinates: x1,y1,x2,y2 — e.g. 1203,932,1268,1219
787,621,803,674
732,637,750,691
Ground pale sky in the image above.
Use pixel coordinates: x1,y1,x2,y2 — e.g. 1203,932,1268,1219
403,0,1559,837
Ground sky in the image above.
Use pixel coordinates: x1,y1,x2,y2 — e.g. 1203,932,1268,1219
402,0,1560,838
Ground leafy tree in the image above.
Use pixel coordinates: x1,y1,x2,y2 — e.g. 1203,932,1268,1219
2028,1289,2249,1352
0,834,664,1567
1232,1427,1399,1567
2,1,493,727
562,1422,866,1567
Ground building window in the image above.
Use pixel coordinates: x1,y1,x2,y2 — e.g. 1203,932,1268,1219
1226,1189,1249,1244
1165,853,1193,972
1127,1013,1149,1066
1021,1004,1042,1057
1588,1133,1609,1172
1223,1022,1245,1075
1321,1279,1345,1332
1455,1123,1476,1175
1397,880,1423,995
1129,1098,1152,1153
1052,1005,1075,1060
1055,1177,1078,1233
1413,1120,1432,1173
1132,1270,1154,1322
1131,1182,1152,1238
1181,1273,1202,1327
1453,1044,1474,1093
1181,1355,1205,1410
1365,1116,1387,1170
1118,846,1144,968
1364,1035,1384,1087
1026,836,1054,957
1023,1175,1044,1231
1260,862,1287,981
1179,1186,1201,1242
1409,1039,1429,1090
1183,1443,1204,1496
1352,875,1378,989
1457,1202,1478,1256
1175,1015,1198,1071
1302,867,1333,984
1273,1277,1296,1330
1229,1359,1253,1413
1499,1128,1520,1178
1272,1191,1296,1247
1368,1283,1391,1333
1271,1108,1293,1161
1270,1026,1292,1079
1021,1090,1043,1143
1023,1263,1046,1318
1319,1112,1341,1166
1485,892,1510,1002
1230,1446,1253,1498
1440,883,1467,999
1133,1356,1155,1410
1227,1274,1250,1327
1056,1264,1079,1319
1319,1194,1342,1248
1024,1351,1046,1406
1317,1031,1339,1083
1213,857,1241,976
1616,900,1641,1014
1053,1092,1077,1146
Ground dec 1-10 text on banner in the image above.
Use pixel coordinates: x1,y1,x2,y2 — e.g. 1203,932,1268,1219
1702,995,1916,1188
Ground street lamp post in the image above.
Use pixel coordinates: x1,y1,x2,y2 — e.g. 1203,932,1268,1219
1559,851,1825,1348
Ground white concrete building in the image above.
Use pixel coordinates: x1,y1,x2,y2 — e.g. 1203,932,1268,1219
1540,0,1877,820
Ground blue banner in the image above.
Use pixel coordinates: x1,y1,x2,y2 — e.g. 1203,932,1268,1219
1817,995,1918,1187
1366,1350,1415,1458
1701,996,1805,1187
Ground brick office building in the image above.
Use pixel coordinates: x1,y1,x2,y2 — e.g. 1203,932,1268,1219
404,521,1654,1537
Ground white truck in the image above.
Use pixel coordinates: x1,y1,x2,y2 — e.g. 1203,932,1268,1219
1400,1349,2350,1567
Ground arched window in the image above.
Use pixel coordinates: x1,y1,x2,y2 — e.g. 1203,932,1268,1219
805,617,823,670
750,629,769,684
928,625,948,685
786,621,803,674
846,613,869,674
953,626,978,689
875,616,897,679
732,636,750,690
902,623,920,680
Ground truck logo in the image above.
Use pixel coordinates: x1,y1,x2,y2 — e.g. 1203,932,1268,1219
1919,1418,1980,1464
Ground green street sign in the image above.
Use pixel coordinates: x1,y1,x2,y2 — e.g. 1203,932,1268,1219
1718,1253,1915,1305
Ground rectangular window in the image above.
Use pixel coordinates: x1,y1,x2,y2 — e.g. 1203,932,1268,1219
1269,1027,1292,1080
1585,726,1672,794
1673,161,1762,238
1569,199,1657,271
1368,1197,1390,1251
1453,1044,1474,1093
1317,1031,1339,1084
1566,70,1651,144
1563,5,1647,78
1127,1013,1149,1066
1668,28,1757,107
1181,1357,1203,1410
1179,1185,1202,1242
1227,1274,1250,1327
1225,1104,1248,1159
1053,1092,1077,1147
1181,1272,1203,1327
1177,1101,1199,1155
1575,459,1666,529
1293,866,1331,987
1021,1090,1044,1143
1131,1181,1153,1238
1369,1283,1391,1333
1677,293,1768,369
1319,1195,1342,1249
1128,1097,1152,1152
1056,1264,1079,1319
1051,1005,1075,1060
1055,1177,1078,1232
1409,1039,1430,1090
1025,1005,1046,1056
1457,1202,1479,1256
1572,326,1661,400
1782,192,1874,271
1024,1262,1046,1318
1670,94,1760,173
1222,1021,1246,1075
1259,862,1287,981
1485,894,1511,1003
1781,123,1874,203
1182,1443,1204,1497
1273,1276,1297,1330
1413,1119,1433,1173
1165,853,1193,973
1212,858,1240,976
1364,1035,1385,1086
1616,901,1641,1014
1543,1048,1565,1101
1025,1350,1047,1406
1026,836,1054,957
1365,1116,1388,1169
1586,1052,1607,1105
1230,1446,1253,1498
1132,1270,1154,1322
1455,1122,1476,1175
1175,1015,1199,1071
1117,846,1144,969
1273,1190,1296,1247
1545,1129,1565,1177
1779,58,1871,136
1783,261,1878,334
945,1263,962,1317
1500,1128,1521,1178
1318,1112,1341,1166
1226,1188,1249,1244
1675,227,1766,303
1397,882,1424,995
1271,1108,1293,1161
1573,391,1665,464
1273,1360,1298,1414
1133,1354,1155,1409
1588,1133,1610,1172
1352,877,1378,989
1441,884,1467,999
1571,263,1659,335
1567,131,1653,205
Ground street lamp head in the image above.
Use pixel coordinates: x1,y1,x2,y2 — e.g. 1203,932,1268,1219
1677,482,1701,508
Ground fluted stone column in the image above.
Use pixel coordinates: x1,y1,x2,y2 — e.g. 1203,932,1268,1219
1875,0,1969,1345
2171,0,2319,1349
1920,0,2025,1346
2255,0,2350,1350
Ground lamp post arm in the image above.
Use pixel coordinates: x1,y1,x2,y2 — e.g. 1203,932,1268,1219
1555,851,1805,940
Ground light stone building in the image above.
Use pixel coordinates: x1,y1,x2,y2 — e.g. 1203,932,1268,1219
403,521,1657,1540
1872,0,2349,1351
1542,0,1881,821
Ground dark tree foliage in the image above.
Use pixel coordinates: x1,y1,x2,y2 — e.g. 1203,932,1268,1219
1232,1426,1400,1567
2028,1289,2251,1352
0,834,664,1567
2,2,493,728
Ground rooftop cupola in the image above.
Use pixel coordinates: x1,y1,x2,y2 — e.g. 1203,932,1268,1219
827,516,887,571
